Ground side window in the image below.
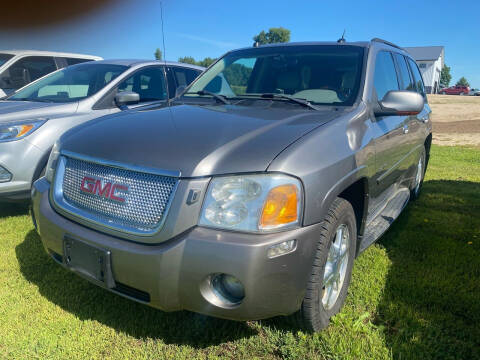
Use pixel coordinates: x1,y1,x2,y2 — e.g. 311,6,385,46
374,51,399,100
407,58,426,97
393,54,414,91
7,56,57,89
65,58,94,66
117,67,167,103
171,67,201,87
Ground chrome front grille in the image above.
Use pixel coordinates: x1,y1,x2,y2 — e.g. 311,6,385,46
55,155,178,234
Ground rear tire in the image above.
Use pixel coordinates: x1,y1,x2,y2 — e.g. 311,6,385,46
411,147,426,200
441,91,446,95
296,198,357,332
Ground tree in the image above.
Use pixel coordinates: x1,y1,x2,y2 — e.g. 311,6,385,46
197,57,216,67
440,64,451,88
253,27,290,45
178,56,217,67
456,76,470,87
178,56,197,65
154,48,162,60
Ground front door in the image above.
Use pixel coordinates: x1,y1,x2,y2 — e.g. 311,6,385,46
369,51,410,221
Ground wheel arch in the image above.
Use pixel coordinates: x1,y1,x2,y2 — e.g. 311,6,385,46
316,167,369,241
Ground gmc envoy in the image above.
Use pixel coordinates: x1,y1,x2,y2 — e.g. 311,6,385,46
32,39,432,331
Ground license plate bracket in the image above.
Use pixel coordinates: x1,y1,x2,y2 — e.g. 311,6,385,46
63,237,115,289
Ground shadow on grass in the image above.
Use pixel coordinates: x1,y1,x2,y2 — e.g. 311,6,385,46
376,180,480,359
0,201,30,218
15,230,257,348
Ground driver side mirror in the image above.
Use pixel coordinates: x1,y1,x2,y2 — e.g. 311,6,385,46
115,91,140,109
374,90,424,117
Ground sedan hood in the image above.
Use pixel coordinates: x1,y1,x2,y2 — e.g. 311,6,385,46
0,100,78,123
61,103,345,177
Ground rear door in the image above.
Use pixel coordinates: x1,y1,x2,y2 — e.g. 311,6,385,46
392,53,419,168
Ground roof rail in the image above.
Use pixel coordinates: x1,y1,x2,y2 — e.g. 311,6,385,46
370,38,403,50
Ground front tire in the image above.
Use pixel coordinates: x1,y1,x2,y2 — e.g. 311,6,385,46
297,198,357,332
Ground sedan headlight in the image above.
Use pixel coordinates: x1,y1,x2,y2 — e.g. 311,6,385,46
45,141,61,183
0,119,46,142
199,174,302,232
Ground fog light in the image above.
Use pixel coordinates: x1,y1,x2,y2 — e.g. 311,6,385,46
211,274,245,305
0,165,12,183
267,239,297,258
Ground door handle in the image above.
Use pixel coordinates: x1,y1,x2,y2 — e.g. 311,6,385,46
420,116,429,123
403,125,409,134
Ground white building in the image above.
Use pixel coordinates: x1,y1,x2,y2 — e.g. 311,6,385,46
404,46,444,94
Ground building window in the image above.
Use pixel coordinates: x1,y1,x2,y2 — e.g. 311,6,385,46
419,63,427,69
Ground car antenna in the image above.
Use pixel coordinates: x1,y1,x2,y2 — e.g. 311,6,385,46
337,29,346,43
160,1,171,103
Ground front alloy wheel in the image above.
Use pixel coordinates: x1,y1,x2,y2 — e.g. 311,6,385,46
322,224,350,310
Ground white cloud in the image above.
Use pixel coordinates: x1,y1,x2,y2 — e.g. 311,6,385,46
176,33,239,49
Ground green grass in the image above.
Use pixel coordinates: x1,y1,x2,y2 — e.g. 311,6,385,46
0,145,479,359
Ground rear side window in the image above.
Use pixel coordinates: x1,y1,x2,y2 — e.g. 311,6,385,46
393,54,414,91
374,51,399,100
172,67,201,87
6,56,57,89
65,58,94,66
117,66,167,103
407,58,426,97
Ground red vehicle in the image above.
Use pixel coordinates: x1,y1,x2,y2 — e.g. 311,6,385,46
440,85,470,95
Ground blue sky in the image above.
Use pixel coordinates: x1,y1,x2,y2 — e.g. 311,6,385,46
1,0,479,86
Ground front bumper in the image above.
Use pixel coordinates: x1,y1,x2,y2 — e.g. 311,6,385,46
0,138,44,200
32,178,321,320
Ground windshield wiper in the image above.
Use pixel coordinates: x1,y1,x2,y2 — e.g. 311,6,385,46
235,93,320,110
184,90,230,105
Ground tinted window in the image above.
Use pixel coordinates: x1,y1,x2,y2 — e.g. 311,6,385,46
172,67,200,87
407,58,426,97
187,45,365,106
168,67,201,97
374,51,399,100
8,56,57,89
117,67,167,103
0,53,14,67
65,58,94,66
394,54,414,91
9,63,127,103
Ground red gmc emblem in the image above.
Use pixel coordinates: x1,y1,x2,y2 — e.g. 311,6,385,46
80,176,129,203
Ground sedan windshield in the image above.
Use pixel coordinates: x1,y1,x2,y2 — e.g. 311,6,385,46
186,45,364,106
9,63,128,103
0,53,14,67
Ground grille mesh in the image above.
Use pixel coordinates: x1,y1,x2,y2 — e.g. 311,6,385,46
61,157,177,232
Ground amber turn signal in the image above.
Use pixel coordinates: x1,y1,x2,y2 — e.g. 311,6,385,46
260,184,299,229
17,125,34,137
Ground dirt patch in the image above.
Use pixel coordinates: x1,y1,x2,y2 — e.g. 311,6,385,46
433,120,480,134
427,95,480,147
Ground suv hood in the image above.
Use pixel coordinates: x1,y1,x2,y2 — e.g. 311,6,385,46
0,100,78,123
61,103,345,177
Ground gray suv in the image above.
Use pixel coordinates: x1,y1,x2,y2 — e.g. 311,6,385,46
32,39,432,331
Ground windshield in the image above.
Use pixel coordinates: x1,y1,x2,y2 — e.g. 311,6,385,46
9,63,128,103
186,45,364,106
0,53,14,67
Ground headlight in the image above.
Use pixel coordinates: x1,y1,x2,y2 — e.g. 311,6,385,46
199,174,302,232
0,119,46,142
45,141,61,183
